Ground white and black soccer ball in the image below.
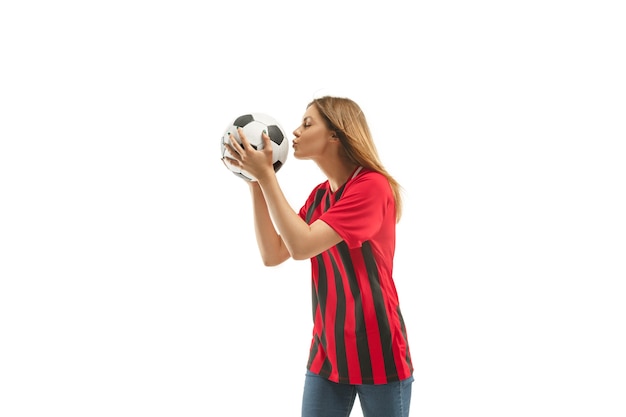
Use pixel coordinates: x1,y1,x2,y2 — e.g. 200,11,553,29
220,113,289,181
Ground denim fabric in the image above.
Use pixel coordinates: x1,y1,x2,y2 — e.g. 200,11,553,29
301,370,413,417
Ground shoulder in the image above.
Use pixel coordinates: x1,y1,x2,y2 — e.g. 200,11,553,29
349,169,391,192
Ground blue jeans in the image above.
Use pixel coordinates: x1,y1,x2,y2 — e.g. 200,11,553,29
301,371,414,417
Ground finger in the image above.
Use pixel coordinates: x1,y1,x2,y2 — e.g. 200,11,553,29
261,129,272,151
237,126,253,149
221,156,238,168
227,132,244,155
223,151,244,167
223,142,238,160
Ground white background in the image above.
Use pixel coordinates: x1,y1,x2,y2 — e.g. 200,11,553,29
1,1,625,416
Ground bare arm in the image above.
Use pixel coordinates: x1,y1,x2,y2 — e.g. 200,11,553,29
226,129,343,260
256,173,342,260
248,182,290,266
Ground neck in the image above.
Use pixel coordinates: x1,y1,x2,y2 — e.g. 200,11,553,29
317,159,359,192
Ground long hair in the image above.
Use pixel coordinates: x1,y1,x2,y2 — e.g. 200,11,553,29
308,96,403,222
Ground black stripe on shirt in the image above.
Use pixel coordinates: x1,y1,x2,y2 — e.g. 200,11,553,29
398,306,413,372
307,336,319,369
329,251,349,383
337,241,373,383
306,189,326,223
319,357,333,379
315,254,328,352
362,241,397,380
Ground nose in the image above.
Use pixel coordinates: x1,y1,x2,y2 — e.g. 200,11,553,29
292,127,300,137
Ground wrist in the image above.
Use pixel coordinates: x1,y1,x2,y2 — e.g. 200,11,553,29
254,168,275,185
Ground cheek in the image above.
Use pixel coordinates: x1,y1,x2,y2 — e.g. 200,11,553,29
299,137,316,152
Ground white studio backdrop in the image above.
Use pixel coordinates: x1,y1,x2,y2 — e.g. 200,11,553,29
1,1,625,416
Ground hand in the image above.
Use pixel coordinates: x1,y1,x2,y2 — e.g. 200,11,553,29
223,127,275,182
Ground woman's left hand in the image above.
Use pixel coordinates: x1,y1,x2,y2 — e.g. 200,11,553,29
223,127,275,182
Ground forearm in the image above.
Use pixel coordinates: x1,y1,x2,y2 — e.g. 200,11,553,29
249,182,290,266
256,174,313,259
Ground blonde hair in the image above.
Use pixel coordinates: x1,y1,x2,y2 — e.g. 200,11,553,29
308,96,403,222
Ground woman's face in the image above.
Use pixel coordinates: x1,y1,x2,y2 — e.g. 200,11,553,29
291,104,335,160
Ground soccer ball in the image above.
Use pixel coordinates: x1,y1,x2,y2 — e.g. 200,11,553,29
220,113,289,181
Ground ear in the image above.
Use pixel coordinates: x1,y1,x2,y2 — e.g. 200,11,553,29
329,131,340,142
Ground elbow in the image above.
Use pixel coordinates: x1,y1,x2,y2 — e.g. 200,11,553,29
287,242,319,261
260,251,290,267
289,248,311,261
262,257,281,267
260,254,280,267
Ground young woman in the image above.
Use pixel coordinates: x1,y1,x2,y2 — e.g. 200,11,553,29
223,96,414,417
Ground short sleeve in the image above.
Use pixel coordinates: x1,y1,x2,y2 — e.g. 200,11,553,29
319,172,394,248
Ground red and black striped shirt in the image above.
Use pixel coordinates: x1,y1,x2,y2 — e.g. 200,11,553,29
298,167,413,385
